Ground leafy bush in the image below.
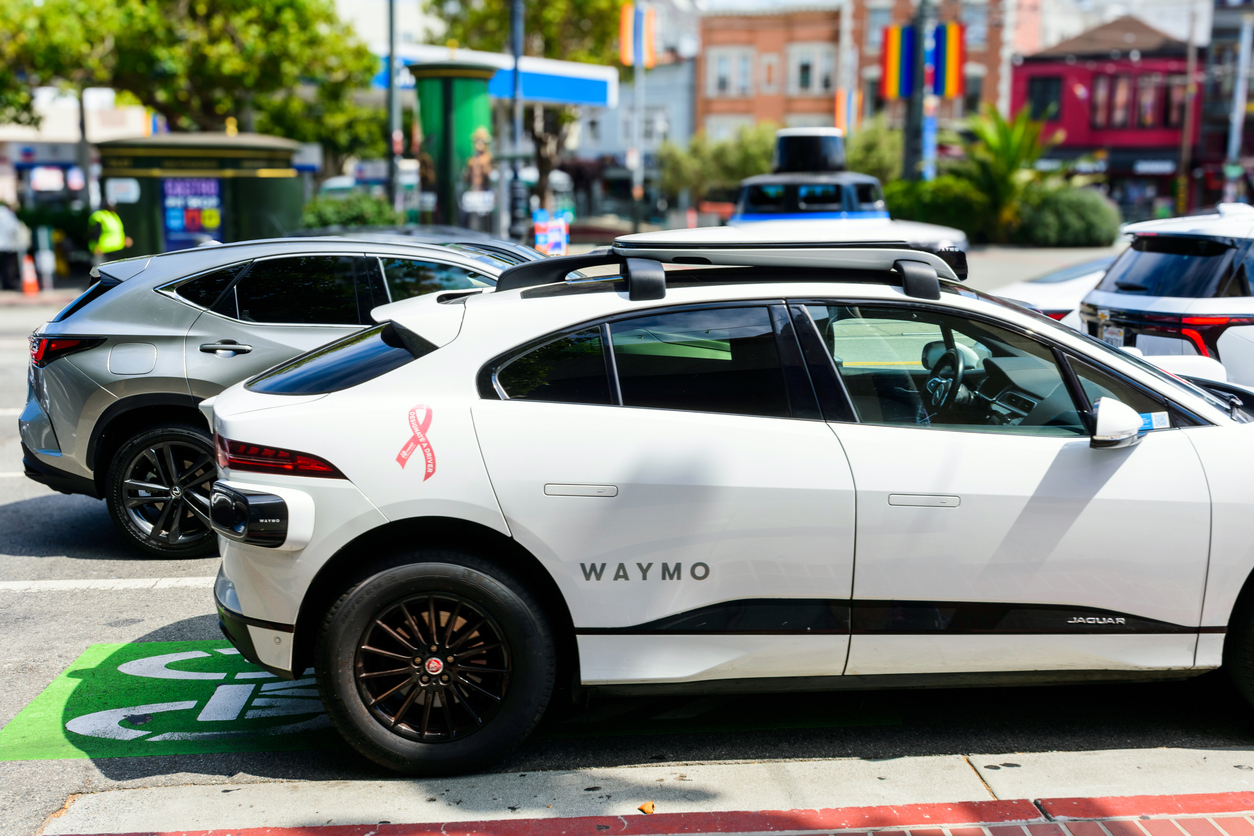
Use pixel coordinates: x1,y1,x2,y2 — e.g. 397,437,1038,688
300,193,401,228
884,175,988,239
846,116,902,184
1018,187,1120,247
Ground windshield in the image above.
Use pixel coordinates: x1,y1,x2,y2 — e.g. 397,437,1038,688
1096,235,1239,297
957,284,1232,418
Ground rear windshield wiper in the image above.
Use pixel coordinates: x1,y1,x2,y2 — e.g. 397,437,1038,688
1114,281,1149,291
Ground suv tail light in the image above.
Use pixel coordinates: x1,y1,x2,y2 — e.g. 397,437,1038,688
214,433,345,479
29,336,104,368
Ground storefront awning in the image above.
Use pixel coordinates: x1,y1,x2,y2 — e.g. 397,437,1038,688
371,44,618,108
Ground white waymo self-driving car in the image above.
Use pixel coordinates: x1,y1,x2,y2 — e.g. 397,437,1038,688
205,230,1254,774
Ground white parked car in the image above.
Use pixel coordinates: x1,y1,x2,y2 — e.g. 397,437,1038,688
205,232,1254,775
1079,204,1254,384
993,256,1116,329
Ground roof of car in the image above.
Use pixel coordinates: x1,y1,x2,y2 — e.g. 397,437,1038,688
94,236,509,284
739,171,881,187
1123,204,1254,239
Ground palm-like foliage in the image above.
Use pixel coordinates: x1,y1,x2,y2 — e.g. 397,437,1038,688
959,105,1063,242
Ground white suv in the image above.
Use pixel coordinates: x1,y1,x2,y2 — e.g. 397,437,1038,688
204,231,1254,775
1079,204,1254,383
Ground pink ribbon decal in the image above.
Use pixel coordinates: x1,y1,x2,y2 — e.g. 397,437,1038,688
395,404,436,479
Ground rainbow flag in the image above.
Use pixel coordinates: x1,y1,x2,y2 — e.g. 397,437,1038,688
880,25,915,101
620,3,656,68
932,22,965,98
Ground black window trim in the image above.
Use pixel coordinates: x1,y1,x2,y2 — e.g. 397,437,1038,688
786,296,1213,431
479,299,821,421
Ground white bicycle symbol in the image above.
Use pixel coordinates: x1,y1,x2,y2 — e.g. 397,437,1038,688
65,647,330,742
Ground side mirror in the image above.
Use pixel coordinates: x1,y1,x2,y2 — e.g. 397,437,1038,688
1091,397,1142,449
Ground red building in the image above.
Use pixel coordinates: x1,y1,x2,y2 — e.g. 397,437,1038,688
1010,16,1199,222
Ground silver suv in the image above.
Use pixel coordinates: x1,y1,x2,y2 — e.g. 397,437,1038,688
20,237,527,558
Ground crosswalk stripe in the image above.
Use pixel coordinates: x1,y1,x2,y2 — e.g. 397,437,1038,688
0,577,216,592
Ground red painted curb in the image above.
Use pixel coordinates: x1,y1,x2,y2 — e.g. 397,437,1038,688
1039,792,1254,820
58,799,1043,836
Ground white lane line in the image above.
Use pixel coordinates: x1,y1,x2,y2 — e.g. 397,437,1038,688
0,408,22,416
0,576,215,592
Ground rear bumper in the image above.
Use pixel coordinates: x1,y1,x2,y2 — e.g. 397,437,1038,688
214,566,296,680
21,441,98,498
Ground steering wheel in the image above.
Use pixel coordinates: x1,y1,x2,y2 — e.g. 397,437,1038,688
926,348,965,411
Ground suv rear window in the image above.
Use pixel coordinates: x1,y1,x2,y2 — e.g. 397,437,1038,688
1097,236,1238,298
247,322,436,396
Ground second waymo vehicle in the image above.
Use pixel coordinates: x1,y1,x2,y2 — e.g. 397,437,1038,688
207,233,1254,774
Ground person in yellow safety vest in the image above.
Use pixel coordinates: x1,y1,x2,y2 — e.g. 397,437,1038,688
88,203,132,258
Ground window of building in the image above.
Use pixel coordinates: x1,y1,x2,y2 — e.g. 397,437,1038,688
1110,74,1132,128
1165,74,1187,128
962,2,988,49
588,119,600,141
963,73,984,116
1027,76,1062,120
1137,74,1162,127
798,51,814,92
716,55,730,94
609,307,791,419
822,49,835,92
866,7,893,52
738,53,752,96
761,53,780,92
863,77,886,117
1092,75,1110,128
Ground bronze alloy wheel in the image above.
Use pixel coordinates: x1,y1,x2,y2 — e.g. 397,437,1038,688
121,438,216,549
354,593,512,742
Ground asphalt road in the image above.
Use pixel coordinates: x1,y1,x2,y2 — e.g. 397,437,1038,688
3,279,1254,836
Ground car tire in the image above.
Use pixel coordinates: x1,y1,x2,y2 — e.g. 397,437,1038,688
315,551,556,774
104,423,219,559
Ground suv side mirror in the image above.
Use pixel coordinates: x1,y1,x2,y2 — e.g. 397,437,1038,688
1091,397,1142,449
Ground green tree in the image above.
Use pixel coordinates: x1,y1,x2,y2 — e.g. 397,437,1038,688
658,123,777,203
432,0,624,204
845,116,902,183
956,104,1062,242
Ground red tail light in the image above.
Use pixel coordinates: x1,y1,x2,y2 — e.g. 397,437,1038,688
214,433,345,479
29,336,103,368
1044,310,1069,321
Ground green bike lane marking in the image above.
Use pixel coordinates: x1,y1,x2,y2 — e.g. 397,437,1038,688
0,640,899,761
0,640,337,761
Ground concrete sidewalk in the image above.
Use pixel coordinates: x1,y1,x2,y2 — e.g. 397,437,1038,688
40,747,1254,835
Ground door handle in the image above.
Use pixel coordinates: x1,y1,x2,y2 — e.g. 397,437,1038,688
544,484,618,497
200,341,253,355
888,494,960,507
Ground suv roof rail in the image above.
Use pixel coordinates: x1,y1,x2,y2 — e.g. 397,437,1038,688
493,245,953,301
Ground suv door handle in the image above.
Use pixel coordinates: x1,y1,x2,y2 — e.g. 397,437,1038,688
200,341,253,355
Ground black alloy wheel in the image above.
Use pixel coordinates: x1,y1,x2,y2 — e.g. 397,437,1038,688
316,552,555,774
106,424,218,558
355,593,511,741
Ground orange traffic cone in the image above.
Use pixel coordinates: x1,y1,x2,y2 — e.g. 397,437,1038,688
20,255,39,295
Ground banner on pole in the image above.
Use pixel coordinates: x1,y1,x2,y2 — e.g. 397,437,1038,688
881,22,965,102
620,3,656,68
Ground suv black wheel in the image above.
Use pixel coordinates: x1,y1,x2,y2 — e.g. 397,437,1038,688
315,551,555,774
105,423,218,559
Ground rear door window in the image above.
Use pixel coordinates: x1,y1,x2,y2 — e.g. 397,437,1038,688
173,264,246,309
374,257,494,304
495,328,611,404
1097,236,1238,298
609,307,791,418
231,256,363,325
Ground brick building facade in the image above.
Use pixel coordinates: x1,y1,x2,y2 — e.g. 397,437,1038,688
696,0,1013,138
